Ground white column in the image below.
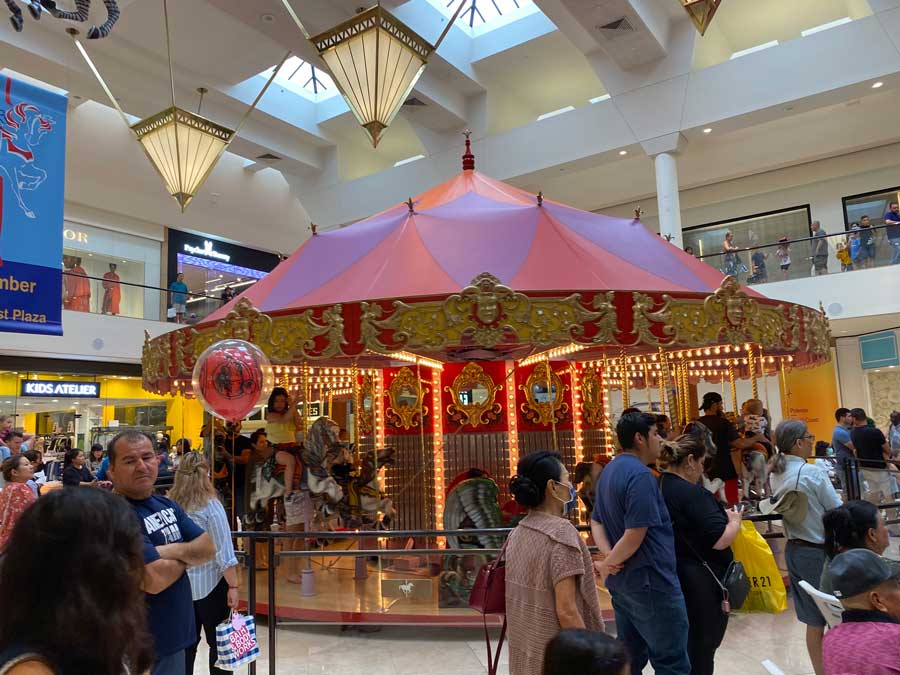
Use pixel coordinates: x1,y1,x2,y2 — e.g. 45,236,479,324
654,152,684,249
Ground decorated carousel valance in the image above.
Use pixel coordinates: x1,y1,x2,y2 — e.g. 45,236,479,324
143,139,830,397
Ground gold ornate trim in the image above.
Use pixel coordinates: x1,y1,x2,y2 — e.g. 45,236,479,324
580,365,604,425
445,362,502,428
520,365,569,426
385,366,428,430
362,273,616,352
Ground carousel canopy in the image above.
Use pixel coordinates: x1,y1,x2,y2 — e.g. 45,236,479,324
143,140,829,396
207,158,738,320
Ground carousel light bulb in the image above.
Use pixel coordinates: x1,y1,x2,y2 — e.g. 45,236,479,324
724,346,731,353
704,348,711,356
714,347,721,355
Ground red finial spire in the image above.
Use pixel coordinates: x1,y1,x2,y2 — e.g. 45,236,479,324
462,129,475,171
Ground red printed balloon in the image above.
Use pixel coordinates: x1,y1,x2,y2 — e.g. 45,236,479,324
191,339,274,423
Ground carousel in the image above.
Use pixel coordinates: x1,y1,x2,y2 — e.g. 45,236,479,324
142,138,830,542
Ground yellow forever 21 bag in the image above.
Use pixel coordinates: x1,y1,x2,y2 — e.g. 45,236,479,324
730,521,788,613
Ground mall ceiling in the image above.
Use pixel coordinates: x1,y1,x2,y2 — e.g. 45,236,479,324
0,0,896,224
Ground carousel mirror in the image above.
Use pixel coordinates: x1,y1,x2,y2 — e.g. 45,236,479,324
386,366,429,430
445,362,502,428
520,365,569,426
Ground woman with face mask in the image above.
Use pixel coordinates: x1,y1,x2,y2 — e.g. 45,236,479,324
659,435,743,675
505,451,605,675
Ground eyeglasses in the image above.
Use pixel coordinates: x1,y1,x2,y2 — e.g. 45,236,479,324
802,434,815,441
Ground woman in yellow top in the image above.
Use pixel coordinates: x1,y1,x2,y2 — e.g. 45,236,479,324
265,387,303,495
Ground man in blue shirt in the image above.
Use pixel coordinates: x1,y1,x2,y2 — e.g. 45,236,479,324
884,201,900,264
591,412,690,674
168,272,189,324
832,407,859,493
108,430,215,675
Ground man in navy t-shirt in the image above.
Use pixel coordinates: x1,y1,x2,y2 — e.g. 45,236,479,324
591,412,690,675
884,201,900,264
108,431,215,675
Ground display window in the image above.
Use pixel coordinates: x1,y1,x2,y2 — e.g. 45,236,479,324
683,206,811,281
842,186,900,268
166,229,281,324
61,221,162,320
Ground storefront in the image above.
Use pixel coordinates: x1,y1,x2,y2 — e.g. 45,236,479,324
0,358,203,452
165,229,281,323
62,220,163,320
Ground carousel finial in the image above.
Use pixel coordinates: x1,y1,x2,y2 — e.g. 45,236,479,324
537,191,543,206
462,129,475,171
634,205,643,220
407,197,415,214
309,222,318,236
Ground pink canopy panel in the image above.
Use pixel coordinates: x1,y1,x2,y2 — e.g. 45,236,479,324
207,158,743,322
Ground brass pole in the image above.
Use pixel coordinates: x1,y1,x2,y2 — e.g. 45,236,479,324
660,348,678,421
545,359,559,451
301,364,310,435
620,350,630,410
728,360,738,414
780,357,790,415
601,354,613,455
351,362,361,463
415,358,431,526
748,344,759,400
760,349,770,412
657,367,666,418
680,359,690,425
643,358,652,410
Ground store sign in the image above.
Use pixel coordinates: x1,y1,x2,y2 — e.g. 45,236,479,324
0,74,67,336
183,240,231,262
20,380,100,398
63,228,88,243
860,331,899,370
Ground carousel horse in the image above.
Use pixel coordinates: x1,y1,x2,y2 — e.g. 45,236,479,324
333,446,396,528
572,460,603,520
302,417,347,526
442,469,505,549
246,456,284,526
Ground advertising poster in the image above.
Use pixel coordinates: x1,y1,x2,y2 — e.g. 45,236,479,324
0,74,67,335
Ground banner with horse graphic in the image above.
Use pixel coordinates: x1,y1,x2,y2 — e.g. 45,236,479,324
0,74,66,335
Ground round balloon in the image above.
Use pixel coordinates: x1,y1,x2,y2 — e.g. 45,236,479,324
191,339,274,423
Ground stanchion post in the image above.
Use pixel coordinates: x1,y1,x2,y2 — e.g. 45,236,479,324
247,534,257,675
267,537,276,675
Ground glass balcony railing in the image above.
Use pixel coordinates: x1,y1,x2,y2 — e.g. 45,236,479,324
61,271,230,324
691,222,900,286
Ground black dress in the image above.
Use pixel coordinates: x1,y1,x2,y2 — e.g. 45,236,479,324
660,472,732,675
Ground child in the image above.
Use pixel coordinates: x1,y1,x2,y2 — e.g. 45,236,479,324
774,237,791,280
836,239,853,272
544,629,629,675
849,225,861,266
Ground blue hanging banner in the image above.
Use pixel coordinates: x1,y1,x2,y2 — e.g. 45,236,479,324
0,74,67,335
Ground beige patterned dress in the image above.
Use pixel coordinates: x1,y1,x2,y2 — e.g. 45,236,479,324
505,510,605,675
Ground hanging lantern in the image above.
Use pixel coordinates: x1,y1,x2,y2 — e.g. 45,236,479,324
68,0,289,212
682,0,722,36
280,1,465,147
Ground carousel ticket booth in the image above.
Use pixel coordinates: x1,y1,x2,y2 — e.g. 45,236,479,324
141,142,830,621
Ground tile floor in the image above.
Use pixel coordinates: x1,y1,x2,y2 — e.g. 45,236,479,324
193,601,814,675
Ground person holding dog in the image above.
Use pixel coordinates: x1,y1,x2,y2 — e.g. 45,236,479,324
659,434,742,675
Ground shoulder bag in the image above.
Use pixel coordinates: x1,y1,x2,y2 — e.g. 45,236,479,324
469,538,508,675
661,475,750,613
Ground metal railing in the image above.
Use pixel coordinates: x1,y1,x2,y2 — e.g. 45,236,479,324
689,220,900,285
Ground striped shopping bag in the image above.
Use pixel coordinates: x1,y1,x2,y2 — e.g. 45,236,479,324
214,611,260,670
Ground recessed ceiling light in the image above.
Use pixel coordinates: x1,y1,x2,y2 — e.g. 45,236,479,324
52,399,58,403
703,128,712,134
260,13,275,23
872,81,884,89
618,150,628,156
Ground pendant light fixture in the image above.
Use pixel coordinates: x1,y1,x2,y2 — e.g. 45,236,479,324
279,0,465,147
69,0,289,211
682,0,722,36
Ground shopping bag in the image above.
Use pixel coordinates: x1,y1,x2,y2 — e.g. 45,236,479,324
214,611,260,670
730,521,787,614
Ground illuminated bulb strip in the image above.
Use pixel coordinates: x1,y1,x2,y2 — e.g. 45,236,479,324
431,368,445,539
570,365,585,464
505,361,520,478
374,370,386,451
518,342,586,367
388,351,444,371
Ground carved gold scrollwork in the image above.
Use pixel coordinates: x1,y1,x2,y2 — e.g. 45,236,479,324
385,367,429,430
362,273,616,352
580,365,604,425
802,307,831,357
444,362,502,428
360,374,375,437
520,365,569,426
661,277,793,350
630,293,674,346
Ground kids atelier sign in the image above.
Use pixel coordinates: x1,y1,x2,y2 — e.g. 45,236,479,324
20,380,100,398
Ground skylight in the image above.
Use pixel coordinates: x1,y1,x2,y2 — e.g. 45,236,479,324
537,105,575,121
730,40,779,60
262,56,337,101
801,17,852,37
435,0,535,30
